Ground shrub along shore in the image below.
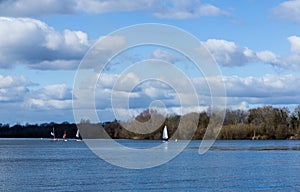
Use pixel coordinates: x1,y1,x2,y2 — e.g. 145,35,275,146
1,106,300,140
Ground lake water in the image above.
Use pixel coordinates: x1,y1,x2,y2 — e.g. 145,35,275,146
1,139,300,191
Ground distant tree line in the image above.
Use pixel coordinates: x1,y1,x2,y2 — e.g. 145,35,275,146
0,122,78,138
1,105,300,140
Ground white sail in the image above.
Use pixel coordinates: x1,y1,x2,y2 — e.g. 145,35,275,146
51,127,57,141
162,125,168,140
51,127,55,139
76,129,80,138
75,129,82,141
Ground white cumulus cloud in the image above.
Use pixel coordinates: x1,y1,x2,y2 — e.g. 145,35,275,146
256,50,283,67
0,17,90,70
272,0,300,23
0,75,73,111
153,0,228,19
149,49,183,63
194,74,300,108
0,0,228,19
22,83,72,111
0,0,76,17
203,38,300,70
2,73,300,123
204,39,257,66
288,36,300,53
0,75,34,102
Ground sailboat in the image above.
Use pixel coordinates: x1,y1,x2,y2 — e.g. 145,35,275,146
50,127,58,141
75,129,82,141
162,125,169,142
62,130,68,142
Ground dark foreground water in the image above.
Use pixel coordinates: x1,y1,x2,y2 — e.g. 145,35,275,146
1,139,300,191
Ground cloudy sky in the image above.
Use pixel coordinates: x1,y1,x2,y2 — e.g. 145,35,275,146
1,0,300,124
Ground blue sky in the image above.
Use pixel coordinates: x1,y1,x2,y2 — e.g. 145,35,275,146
1,0,300,124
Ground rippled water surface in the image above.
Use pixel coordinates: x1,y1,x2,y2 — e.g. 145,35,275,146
1,139,300,191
